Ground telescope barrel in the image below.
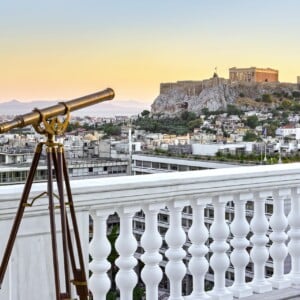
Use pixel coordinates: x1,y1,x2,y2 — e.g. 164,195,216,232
0,88,115,134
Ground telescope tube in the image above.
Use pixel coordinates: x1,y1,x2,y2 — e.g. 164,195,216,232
0,88,115,134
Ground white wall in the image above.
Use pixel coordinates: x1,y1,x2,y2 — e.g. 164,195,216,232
0,183,89,300
192,143,221,156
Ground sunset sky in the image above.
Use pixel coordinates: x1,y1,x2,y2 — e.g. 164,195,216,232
1,0,299,104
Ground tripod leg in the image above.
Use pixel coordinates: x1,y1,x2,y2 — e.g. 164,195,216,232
52,146,71,297
62,150,89,299
47,147,62,300
0,143,43,288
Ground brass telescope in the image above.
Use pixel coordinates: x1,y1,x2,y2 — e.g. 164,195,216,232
0,88,115,300
0,87,115,134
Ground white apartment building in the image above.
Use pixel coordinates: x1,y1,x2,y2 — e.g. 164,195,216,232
132,154,241,175
276,125,300,140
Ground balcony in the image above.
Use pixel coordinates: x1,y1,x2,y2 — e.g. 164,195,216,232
0,163,300,299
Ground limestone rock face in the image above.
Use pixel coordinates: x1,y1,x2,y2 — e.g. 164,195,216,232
151,77,298,117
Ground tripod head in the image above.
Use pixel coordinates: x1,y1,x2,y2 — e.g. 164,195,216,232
0,88,115,135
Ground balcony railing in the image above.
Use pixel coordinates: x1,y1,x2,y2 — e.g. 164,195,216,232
0,163,300,299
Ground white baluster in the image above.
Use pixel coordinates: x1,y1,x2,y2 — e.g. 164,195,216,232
287,188,300,287
141,203,163,300
186,199,210,299
269,190,290,288
229,194,252,297
89,209,112,300
208,196,232,300
115,208,137,300
165,200,187,300
249,192,272,293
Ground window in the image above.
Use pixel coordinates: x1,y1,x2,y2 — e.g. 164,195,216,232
179,165,188,171
135,160,142,167
160,163,168,169
142,161,151,168
152,162,159,169
170,164,178,171
246,202,254,211
158,214,169,224
265,203,273,215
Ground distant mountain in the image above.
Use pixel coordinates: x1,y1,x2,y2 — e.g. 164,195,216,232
0,99,150,117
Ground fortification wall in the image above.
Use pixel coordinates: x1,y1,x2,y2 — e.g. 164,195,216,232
160,81,203,95
160,77,228,96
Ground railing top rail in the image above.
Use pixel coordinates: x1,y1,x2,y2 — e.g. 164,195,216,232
0,163,300,214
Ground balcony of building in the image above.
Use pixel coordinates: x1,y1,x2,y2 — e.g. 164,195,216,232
0,163,300,299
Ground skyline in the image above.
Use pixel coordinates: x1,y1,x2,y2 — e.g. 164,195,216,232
1,1,300,104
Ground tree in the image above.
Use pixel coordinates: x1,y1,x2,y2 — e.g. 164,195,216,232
188,118,203,130
281,99,292,109
266,121,280,137
141,110,150,117
243,131,257,142
292,91,300,98
67,121,80,132
245,115,259,129
101,123,122,136
262,94,272,103
292,103,300,113
226,104,241,116
201,108,210,117
181,111,197,121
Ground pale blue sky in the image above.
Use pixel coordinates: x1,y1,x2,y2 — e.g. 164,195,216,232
1,0,299,102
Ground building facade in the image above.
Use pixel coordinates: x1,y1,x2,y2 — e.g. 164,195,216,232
229,67,279,83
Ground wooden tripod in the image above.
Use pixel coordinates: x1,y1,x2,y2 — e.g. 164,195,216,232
0,112,89,299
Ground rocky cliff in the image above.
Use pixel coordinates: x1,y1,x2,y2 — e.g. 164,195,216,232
151,75,298,116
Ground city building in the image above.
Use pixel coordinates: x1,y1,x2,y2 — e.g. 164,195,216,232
229,67,279,83
275,124,300,140
0,146,128,185
0,118,299,299
132,154,242,175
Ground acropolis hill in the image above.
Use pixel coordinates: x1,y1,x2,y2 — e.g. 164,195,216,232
151,67,299,116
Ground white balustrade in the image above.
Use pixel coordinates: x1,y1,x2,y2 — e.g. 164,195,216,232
2,163,300,300
208,196,232,300
186,198,210,299
229,193,252,298
115,208,138,300
141,203,163,300
288,188,300,288
89,209,113,300
269,190,290,289
249,192,272,293
165,200,188,300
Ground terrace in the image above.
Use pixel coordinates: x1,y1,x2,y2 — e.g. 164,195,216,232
0,163,300,299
